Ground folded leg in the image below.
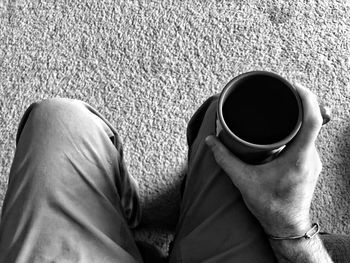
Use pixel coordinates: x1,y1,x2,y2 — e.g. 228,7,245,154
0,98,142,262
169,96,277,262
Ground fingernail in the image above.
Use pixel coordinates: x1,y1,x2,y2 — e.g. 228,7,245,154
205,136,213,145
319,104,331,125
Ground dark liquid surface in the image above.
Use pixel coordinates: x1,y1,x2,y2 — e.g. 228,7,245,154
223,75,299,145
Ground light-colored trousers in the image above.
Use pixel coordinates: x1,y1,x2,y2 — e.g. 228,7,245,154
0,97,348,262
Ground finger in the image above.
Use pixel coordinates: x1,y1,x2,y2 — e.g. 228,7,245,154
312,146,323,178
205,135,248,186
319,103,331,125
287,83,323,153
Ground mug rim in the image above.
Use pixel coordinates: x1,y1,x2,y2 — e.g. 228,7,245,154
218,71,303,150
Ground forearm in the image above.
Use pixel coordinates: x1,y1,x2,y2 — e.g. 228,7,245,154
269,235,333,263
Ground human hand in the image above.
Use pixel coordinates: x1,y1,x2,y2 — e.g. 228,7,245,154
205,83,323,238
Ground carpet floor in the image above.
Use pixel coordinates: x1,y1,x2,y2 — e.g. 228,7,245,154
0,0,349,256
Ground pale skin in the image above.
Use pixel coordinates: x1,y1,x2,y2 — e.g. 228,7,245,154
205,83,333,262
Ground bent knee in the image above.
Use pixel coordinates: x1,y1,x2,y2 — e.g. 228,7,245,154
28,98,88,126
14,98,97,143
17,98,115,149
33,98,85,116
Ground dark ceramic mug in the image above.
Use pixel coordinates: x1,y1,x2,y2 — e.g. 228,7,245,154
216,71,303,164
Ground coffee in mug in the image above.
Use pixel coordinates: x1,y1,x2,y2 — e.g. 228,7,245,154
216,71,303,164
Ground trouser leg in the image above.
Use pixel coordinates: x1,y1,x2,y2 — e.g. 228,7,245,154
169,95,277,262
320,233,350,263
0,98,143,263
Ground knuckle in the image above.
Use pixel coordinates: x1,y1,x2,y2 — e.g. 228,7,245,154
293,148,322,178
313,110,323,127
215,152,227,167
315,155,323,174
306,109,323,130
294,157,308,174
309,95,323,126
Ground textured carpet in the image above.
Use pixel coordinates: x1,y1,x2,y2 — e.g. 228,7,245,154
0,0,349,255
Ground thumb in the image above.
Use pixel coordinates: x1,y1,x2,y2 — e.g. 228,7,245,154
205,135,248,186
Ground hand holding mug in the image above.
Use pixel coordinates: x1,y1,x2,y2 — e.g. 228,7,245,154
206,83,323,237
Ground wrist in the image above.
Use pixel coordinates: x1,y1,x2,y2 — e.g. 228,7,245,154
269,235,315,262
263,216,312,238
268,223,320,241
269,233,333,263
